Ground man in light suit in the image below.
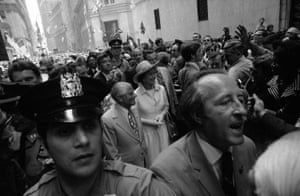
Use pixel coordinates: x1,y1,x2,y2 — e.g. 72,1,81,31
102,82,148,167
151,70,257,196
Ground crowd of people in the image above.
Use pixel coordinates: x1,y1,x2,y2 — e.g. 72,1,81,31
0,20,300,196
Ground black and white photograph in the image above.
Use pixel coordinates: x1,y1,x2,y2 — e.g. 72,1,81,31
0,0,299,195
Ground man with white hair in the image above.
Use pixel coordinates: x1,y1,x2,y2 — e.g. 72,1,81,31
251,130,300,196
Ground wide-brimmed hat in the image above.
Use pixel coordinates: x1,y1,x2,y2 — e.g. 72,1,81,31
133,61,156,83
287,27,300,34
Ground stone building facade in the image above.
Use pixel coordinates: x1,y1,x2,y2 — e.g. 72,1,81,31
38,0,296,52
0,0,34,59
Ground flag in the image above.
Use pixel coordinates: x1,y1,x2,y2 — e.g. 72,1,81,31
0,31,9,61
127,35,137,48
36,22,42,45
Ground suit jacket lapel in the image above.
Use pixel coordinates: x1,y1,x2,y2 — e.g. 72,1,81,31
187,131,225,196
112,105,140,142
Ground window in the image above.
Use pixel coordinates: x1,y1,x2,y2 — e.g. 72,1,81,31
154,9,161,30
103,0,114,5
0,10,5,19
197,0,208,21
104,20,119,41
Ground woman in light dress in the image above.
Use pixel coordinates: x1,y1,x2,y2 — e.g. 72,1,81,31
134,61,170,165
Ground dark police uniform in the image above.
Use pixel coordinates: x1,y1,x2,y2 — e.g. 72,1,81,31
18,73,175,196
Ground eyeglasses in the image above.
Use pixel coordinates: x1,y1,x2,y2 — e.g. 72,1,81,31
203,39,211,42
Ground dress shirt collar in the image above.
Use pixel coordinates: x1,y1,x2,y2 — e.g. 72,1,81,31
114,102,132,114
196,132,223,166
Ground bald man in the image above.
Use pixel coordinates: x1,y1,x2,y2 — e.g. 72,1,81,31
102,82,149,167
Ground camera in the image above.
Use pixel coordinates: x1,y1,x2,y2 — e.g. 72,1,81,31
247,96,255,117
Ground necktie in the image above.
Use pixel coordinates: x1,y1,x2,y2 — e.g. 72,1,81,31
128,110,139,138
222,151,236,196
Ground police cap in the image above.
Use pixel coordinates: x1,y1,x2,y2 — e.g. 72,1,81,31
109,38,122,48
18,73,109,123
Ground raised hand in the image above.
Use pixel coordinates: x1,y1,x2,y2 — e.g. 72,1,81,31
235,25,251,48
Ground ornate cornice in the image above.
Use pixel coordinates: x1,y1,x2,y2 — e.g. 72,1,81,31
132,0,147,6
88,2,131,18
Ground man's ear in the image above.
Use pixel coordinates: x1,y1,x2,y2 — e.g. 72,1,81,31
192,112,203,125
191,54,196,61
116,95,123,104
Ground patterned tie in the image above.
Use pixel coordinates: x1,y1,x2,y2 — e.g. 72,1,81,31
222,151,236,196
128,110,139,138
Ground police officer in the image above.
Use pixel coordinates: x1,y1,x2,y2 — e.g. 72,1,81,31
18,72,175,196
109,37,129,76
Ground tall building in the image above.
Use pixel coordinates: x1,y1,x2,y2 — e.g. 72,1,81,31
86,0,134,49
38,0,136,52
37,0,297,52
0,0,35,59
38,0,77,53
38,0,95,52
130,0,296,43
68,0,92,52
37,0,60,53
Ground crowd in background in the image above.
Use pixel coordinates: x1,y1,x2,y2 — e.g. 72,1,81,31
1,17,300,196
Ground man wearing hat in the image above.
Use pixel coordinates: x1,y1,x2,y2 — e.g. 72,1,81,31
223,39,253,88
19,72,175,196
109,37,129,78
283,27,300,42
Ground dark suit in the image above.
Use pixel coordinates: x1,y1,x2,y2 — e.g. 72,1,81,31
94,72,107,83
94,72,114,89
178,62,200,91
260,112,296,138
102,104,148,167
151,130,256,196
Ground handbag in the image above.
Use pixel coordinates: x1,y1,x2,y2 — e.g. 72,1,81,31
165,112,178,141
